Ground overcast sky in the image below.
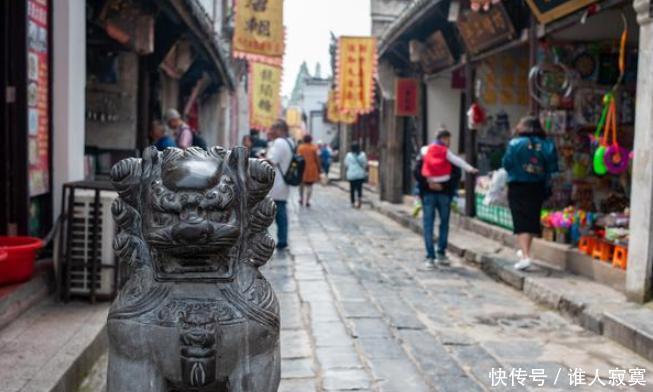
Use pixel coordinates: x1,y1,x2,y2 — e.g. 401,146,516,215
282,0,371,96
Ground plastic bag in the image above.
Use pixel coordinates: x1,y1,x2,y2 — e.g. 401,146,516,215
483,169,508,206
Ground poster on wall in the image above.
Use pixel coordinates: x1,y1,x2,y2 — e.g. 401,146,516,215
233,0,285,64
336,36,377,115
249,61,282,131
27,0,49,197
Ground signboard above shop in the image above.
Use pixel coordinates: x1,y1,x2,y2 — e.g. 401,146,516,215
456,3,516,55
418,31,455,74
526,0,598,24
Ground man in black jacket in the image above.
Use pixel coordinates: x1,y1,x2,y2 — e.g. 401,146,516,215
414,134,463,269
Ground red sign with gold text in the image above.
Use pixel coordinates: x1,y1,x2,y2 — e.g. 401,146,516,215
395,79,420,117
27,0,49,196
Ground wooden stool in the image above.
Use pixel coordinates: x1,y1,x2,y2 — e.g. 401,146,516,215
578,236,596,256
592,241,614,262
612,246,628,270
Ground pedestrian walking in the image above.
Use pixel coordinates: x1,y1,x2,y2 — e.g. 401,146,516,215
344,142,368,209
165,109,193,150
319,141,332,176
297,134,321,207
416,129,478,269
149,120,176,150
502,115,559,270
266,119,295,250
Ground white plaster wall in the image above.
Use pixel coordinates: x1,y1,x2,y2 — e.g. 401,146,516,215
426,73,462,153
52,0,86,220
302,82,334,143
199,94,221,147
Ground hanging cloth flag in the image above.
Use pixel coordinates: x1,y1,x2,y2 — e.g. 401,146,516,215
249,61,282,131
233,0,285,64
327,90,357,124
336,36,378,115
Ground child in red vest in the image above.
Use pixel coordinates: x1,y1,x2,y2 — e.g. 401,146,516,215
421,130,478,191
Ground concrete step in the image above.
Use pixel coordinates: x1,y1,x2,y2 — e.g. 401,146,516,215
0,299,109,392
336,184,653,364
0,260,54,331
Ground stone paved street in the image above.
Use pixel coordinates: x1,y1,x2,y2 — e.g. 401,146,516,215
263,186,653,391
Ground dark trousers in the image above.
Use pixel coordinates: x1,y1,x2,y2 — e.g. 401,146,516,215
349,180,364,204
274,200,288,248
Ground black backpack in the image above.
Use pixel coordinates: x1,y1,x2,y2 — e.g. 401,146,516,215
280,138,305,186
192,133,208,150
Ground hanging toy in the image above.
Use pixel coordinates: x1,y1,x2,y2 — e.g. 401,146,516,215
592,93,612,175
604,99,630,174
593,13,630,176
603,14,630,175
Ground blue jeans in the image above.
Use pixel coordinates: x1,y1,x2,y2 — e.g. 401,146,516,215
422,193,451,259
274,201,288,248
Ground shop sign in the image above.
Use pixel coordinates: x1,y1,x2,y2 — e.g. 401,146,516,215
249,61,282,130
233,0,285,63
395,79,420,117
27,0,49,196
526,0,598,24
419,31,455,74
336,36,377,115
456,3,515,55
326,90,357,125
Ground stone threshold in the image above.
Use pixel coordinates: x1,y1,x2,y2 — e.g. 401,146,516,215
0,299,109,392
330,182,653,364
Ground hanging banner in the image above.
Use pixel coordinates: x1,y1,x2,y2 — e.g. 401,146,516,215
326,90,357,124
395,79,420,117
27,0,50,196
233,0,284,64
526,0,598,24
249,61,282,131
336,36,377,115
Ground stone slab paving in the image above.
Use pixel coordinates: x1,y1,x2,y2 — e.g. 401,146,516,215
266,187,653,391
0,299,109,392
74,185,653,391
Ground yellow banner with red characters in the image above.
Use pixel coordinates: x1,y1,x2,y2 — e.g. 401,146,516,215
249,61,282,130
233,0,284,63
336,36,377,114
327,90,357,124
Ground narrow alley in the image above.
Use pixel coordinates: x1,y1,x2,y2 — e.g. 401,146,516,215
259,186,653,391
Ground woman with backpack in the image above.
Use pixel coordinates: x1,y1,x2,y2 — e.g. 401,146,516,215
503,116,559,270
344,143,368,209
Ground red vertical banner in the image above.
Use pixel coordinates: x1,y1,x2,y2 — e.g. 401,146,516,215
395,78,419,117
27,0,49,196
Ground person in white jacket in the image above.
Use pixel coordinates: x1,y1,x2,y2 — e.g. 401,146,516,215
344,142,368,208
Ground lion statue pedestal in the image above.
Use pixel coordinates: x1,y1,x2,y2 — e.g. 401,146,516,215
107,146,280,392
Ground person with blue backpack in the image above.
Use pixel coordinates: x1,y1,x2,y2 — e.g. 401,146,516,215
502,115,559,270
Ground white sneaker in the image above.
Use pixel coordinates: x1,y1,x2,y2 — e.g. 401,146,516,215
514,258,532,271
437,254,450,266
424,258,436,270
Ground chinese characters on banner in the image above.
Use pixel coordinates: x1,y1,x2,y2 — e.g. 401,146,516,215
27,0,49,196
395,79,419,117
233,0,284,63
249,61,282,130
326,90,357,124
336,37,377,115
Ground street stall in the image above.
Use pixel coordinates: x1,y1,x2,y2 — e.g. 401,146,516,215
473,1,639,272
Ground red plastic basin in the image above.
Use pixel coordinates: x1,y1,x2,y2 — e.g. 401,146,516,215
0,236,43,286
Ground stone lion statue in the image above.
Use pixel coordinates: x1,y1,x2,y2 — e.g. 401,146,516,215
107,146,280,392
